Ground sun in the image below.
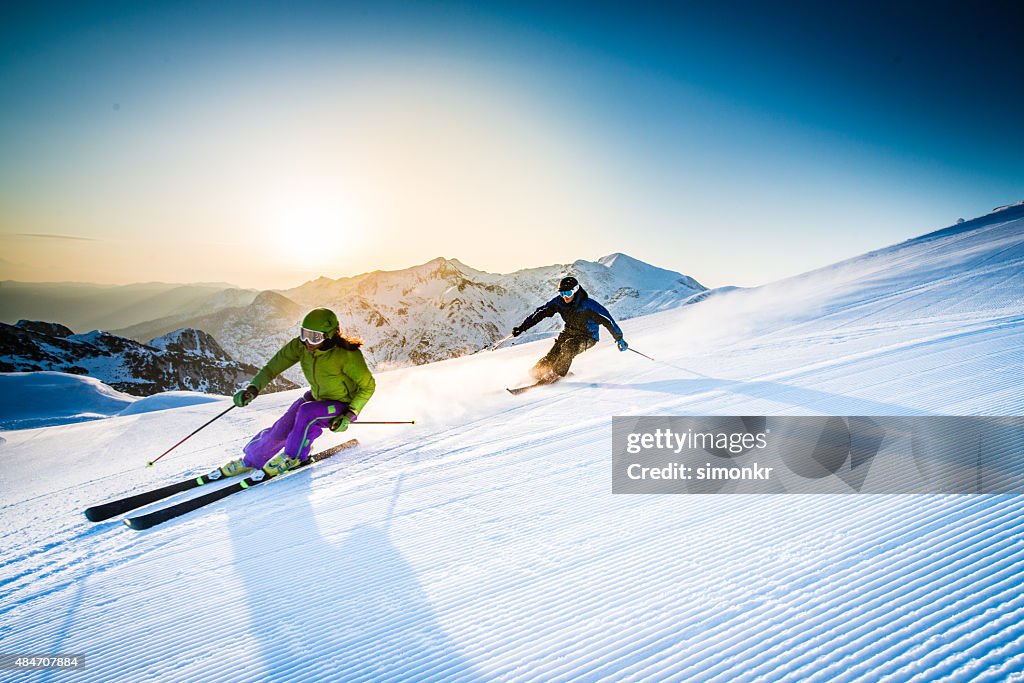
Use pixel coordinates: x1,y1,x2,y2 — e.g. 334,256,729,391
264,193,361,274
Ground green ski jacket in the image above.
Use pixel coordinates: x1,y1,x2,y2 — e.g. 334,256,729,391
250,337,376,413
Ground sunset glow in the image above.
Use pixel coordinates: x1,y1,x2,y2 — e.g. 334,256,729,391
1,3,1020,289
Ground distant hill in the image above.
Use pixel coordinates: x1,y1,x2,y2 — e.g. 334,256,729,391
0,321,297,397
0,281,257,332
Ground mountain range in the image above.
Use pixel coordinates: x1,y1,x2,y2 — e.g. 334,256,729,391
1,253,706,387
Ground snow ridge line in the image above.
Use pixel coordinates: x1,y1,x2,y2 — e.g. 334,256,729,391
491,497,1019,683
505,498,1022,682
719,501,1024,682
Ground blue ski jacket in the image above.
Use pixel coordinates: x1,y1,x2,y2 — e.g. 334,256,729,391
518,287,623,342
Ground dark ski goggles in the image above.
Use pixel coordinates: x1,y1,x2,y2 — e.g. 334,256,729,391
300,327,327,345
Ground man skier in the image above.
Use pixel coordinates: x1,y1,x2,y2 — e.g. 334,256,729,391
216,307,375,478
511,276,628,383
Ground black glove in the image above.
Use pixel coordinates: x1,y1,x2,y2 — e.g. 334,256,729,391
330,409,358,432
233,384,259,407
512,326,523,337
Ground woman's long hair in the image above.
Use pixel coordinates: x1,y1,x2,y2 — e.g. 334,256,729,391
333,329,363,350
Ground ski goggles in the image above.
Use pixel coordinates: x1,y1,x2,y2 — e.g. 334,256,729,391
300,327,327,345
559,285,580,298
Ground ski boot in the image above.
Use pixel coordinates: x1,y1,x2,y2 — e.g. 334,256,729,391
262,453,301,477
206,457,252,481
535,368,561,384
529,363,561,384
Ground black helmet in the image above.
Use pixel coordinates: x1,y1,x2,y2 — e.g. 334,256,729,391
558,276,578,292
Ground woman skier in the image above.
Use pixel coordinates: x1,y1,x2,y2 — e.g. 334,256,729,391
511,276,628,383
216,307,375,478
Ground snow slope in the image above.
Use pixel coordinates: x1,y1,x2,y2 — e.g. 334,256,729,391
1,206,1022,682
0,372,223,430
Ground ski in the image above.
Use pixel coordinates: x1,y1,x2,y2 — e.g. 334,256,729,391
85,475,220,522
119,439,358,530
507,381,551,395
507,373,571,395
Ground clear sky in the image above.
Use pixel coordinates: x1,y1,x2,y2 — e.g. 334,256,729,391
1,0,1021,290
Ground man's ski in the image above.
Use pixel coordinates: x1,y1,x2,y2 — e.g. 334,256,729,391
507,372,572,395
119,439,358,530
507,381,551,395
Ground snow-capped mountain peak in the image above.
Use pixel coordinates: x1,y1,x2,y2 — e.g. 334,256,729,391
148,328,233,362
158,254,706,377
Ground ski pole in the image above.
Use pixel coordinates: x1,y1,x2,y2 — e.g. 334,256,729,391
629,348,714,380
147,404,235,467
626,348,708,378
356,420,416,425
490,333,514,351
629,347,656,362
469,333,513,355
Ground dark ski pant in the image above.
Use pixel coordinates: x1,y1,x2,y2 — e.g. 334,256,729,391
530,332,596,380
242,390,350,468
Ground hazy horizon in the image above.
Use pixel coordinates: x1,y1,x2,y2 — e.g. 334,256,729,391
0,250,690,292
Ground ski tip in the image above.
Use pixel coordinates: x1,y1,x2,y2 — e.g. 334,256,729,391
124,518,148,531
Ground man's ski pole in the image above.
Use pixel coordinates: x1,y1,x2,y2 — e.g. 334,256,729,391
490,333,514,351
628,347,714,379
629,347,656,362
147,404,235,467
357,420,416,425
470,333,514,355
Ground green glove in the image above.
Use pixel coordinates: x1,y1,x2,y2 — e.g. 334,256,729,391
233,385,259,407
330,409,358,432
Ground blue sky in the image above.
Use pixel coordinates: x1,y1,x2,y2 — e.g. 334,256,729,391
1,1,1021,289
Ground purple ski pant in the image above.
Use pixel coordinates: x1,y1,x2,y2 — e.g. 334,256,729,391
242,391,349,468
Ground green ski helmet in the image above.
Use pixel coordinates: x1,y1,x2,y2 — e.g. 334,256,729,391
300,308,339,345
302,308,339,332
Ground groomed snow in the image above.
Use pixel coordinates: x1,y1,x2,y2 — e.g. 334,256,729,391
1,206,1022,681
